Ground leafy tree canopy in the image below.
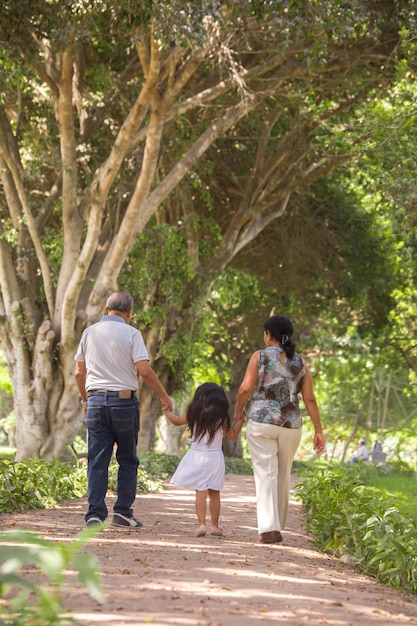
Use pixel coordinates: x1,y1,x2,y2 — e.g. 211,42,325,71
0,0,416,457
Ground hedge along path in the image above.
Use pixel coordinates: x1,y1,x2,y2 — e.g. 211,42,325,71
1,474,416,626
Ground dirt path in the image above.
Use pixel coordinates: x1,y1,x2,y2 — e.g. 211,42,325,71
1,474,416,626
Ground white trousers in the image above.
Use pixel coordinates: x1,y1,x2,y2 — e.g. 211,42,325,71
246,420,302,534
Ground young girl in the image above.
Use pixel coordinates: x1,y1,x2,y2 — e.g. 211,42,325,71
164,382,245,537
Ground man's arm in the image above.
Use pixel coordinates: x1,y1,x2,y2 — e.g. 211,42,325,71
74,361,87,413
136,360,173,412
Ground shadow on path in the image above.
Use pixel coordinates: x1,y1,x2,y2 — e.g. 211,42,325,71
1,474,416,625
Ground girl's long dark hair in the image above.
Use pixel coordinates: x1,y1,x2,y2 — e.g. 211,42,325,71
187,382,231,445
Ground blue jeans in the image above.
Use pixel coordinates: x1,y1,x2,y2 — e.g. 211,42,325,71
85,394,140,522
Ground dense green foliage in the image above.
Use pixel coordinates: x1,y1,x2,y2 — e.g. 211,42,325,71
0,527,103,625
0,452,252,514
119,66,417,455
0,458,86,513
296,463,417,593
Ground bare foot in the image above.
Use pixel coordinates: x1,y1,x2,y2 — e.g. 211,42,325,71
210,525,224,537
195,525,207,537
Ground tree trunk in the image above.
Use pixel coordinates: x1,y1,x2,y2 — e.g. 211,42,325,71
155,416,186,455
341,416,360,463
11,320,83,460
137,384,161,451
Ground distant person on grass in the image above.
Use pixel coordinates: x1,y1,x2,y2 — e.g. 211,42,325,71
74,291,172,529
349,438,369,464
164,382,244,538
372,440,383,454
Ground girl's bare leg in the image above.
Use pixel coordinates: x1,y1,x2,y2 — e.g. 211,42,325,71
208,489,223,535
195,490,208,536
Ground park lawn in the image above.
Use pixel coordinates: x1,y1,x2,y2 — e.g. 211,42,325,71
368,474,417,521
0,447,15,459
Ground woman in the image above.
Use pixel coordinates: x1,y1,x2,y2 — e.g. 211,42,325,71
234,314,324,544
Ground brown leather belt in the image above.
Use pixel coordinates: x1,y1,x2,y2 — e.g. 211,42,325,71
87,390,136,398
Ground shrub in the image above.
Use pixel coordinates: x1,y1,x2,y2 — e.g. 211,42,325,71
295,464,417,594
225,456,253,475
140,451,183,480
0,451,253,514
0,458,87,514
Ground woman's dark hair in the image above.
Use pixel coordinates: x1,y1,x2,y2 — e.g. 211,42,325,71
187,382,231,444
264,314,296,358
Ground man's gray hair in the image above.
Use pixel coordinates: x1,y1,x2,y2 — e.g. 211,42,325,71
106,292,134,313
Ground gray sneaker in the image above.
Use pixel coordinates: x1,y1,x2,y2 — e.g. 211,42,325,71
112,513,143,528
86,516,103,527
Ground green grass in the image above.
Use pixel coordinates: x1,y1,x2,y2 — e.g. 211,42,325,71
0,446,15,459
294,459,417,523
355,461,417,522
366,475,417,521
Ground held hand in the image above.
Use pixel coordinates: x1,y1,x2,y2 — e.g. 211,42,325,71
163,407,175,422
163,407,186,427
162,396,173,412
234,409,246,422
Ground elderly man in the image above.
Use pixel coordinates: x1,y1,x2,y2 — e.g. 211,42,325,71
74,291,172,528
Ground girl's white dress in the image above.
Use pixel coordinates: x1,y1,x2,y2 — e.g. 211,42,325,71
170,428,225,491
